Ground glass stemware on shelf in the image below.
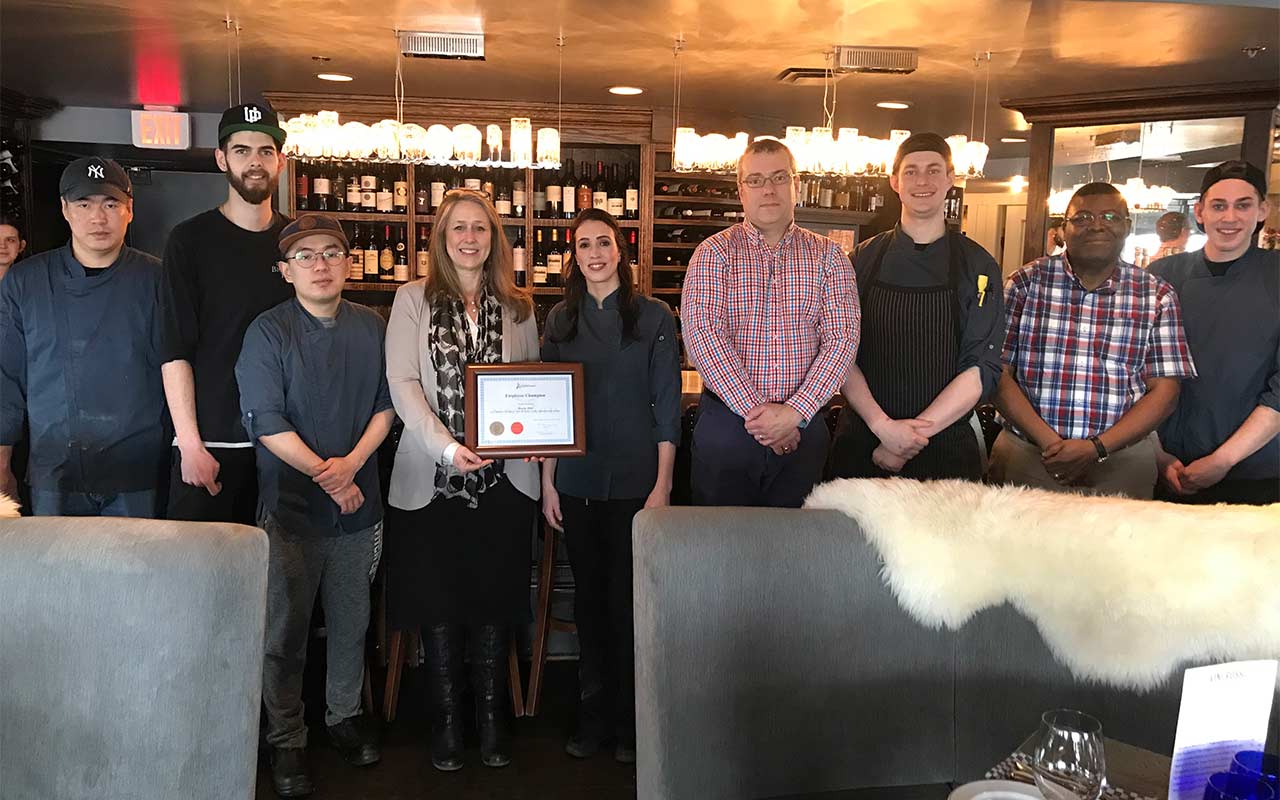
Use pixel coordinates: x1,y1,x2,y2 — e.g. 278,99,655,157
1032,709,1108,800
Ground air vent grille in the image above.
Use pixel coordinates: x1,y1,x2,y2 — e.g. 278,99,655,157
399,30,485,60
833,46,917,74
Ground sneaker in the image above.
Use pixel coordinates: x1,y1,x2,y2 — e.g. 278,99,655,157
565,728,609,759
270,746,315,797
327,713,381,767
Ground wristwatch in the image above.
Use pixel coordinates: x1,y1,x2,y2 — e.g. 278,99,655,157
1088,435,1109,463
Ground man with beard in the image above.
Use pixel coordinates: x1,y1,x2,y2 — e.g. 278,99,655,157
158,102,292,522
990,182,1196,499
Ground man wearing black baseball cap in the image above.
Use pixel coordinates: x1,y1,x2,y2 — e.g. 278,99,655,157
0,157,167,516
828,132,1003,482
158,102,293,523
236,213,393,794
1152,160,1278,504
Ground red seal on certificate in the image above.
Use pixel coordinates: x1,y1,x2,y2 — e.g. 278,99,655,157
511,422,524,435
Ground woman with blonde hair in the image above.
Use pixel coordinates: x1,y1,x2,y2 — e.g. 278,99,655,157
384,189,538,771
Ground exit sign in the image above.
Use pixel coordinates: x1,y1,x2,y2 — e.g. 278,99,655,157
131,110,190,150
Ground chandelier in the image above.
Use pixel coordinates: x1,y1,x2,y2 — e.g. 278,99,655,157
1047,177,1178,215
671,52,992,178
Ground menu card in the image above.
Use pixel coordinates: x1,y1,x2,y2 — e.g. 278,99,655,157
1167,660,1277,800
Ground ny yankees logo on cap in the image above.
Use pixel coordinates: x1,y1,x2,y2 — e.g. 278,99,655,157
244,107,263,123
87,164,105,179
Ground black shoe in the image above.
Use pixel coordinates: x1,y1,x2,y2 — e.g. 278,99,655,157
327,713,381,767
270,746,315,798
425,623,465,772
471,624,512,768
614,739,637,764
564,728,607,759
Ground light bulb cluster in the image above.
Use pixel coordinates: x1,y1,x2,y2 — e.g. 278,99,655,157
1047,177,1178,215
674,126,990,178
281,111,561,168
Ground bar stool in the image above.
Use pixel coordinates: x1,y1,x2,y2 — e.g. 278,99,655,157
525,521,576,717
381,629,524,722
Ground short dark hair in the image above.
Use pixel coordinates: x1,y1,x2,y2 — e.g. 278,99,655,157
736,138,797,180
1067,182,1127,215
1155,212,1188,242
0,214,22,236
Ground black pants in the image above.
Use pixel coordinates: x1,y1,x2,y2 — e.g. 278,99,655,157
560,494,644,742
165,446,259,524
691,391,829,508
1155,477,1279,506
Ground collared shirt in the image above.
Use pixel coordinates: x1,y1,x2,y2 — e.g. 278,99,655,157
1001,254,1196,441
1151,246,1280,480
0,244,166,492
681,220,859,422
541,289,681,500
235,298,394,536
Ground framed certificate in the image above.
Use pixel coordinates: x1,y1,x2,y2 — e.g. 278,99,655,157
464,362,587,458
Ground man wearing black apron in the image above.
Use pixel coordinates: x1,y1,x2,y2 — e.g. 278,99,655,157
828,133,1003,481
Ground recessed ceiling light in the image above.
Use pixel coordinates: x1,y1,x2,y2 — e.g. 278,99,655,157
608,86,643,96
317,73,353,82
1001,137,1027,143
876,101,911,110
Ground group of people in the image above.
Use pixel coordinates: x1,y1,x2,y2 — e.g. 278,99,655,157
682,133,1278,509
0,103,1276,799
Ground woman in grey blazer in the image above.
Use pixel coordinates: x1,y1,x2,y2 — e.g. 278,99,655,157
384,189,539,772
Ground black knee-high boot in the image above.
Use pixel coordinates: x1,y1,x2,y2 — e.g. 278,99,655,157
423,623,465,771
469,624,511,768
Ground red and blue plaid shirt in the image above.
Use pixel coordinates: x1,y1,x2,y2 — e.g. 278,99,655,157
1001,254,1196,441
682,221,860,423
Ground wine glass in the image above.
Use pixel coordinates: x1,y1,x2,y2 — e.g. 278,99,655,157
1032,709,1108,800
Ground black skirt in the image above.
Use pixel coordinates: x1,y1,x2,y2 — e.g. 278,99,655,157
385,476,535,629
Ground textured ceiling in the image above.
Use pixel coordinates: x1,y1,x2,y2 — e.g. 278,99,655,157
1,0,1277,162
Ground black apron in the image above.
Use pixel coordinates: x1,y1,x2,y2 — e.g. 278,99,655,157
828,230,983,481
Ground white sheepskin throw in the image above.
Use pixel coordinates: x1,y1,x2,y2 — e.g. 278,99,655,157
0,493,18,519
805,478,1280,690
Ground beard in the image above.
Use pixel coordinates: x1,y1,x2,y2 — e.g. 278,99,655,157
226,167,275,204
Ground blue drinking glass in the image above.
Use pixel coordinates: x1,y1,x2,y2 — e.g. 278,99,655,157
1232,751,1280,793
1204,771,1275,800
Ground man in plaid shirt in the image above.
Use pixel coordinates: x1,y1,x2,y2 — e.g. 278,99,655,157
682,139,859,507
991,182,1196,499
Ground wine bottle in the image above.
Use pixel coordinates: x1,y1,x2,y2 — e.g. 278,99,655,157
376,167,394,214
481,168,495,201
449,166,462,191
379,224,395,280
414,166,429,213
532,177,548,219
495,173,513,217
311,164,331,211
393,167,409,212
561,227,573,281
362,224,379,281
332,169,347,212
348,224,364,281
628,229,639,287
546,165,563,217
533,229,548,287
546,228,563,287
295,163,310,211
512,229,527,287
464,170,482,192
625,164,639,219
394,226,410,282
592,161,608,211
430,167,446,211
561,159,577,219
512,174,527,218
576,166,592,216
345,169,362,210
416,225,431,278
360,165,378,211
606,164,625,217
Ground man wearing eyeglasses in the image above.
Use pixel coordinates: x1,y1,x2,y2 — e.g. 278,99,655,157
682,138,858,507
235,214,394,797
1151,161,1279,505
990,182,1196,499
159,102,293,524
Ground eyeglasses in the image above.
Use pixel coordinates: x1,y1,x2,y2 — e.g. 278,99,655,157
1066,211,1128,227
740,170,794,189
286,248,348,268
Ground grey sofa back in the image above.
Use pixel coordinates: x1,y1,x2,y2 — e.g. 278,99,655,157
633,507,1280,800
0,517,269,800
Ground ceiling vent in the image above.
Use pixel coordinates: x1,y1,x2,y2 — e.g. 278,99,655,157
399,30,485,60
777,45,917,84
